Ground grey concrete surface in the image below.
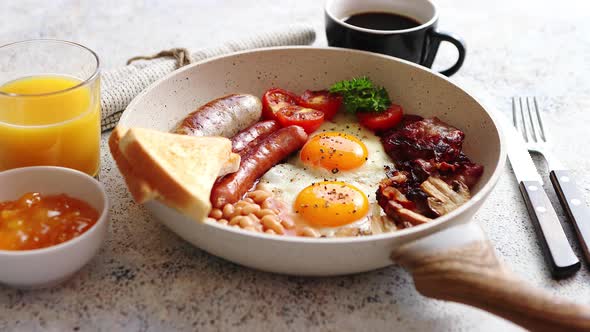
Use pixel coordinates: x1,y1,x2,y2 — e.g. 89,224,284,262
1,0,590,331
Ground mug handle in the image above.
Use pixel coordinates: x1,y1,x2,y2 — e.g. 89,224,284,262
421,30,466,77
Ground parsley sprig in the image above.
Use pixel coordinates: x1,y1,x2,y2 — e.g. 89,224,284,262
329,77,391,113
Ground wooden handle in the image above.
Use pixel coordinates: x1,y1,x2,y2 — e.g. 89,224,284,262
394,236,590,331
550,170,590,263
519,180,580,278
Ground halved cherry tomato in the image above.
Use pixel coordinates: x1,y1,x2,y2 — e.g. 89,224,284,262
357,104,404,131
276,105,325,134
261,88,299,121
298,90,343,120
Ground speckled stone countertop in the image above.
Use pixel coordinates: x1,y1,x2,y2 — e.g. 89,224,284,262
2,0,590,331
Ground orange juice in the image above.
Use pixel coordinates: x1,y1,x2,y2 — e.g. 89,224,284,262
0,75,100,176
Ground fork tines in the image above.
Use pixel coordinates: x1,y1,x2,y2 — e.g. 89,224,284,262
512,96,546,143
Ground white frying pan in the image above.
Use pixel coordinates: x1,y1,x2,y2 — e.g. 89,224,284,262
119,47,590,330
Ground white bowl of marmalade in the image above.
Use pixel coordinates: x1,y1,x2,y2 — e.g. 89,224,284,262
0,166,109,288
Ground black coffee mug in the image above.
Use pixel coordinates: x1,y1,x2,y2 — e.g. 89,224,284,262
325,0,466,76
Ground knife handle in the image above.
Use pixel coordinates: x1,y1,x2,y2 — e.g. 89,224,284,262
519,180,580,278
550,170,590,263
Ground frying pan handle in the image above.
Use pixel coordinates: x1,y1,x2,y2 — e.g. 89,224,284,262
392,222,590,331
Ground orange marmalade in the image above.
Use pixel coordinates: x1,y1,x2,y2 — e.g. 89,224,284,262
0,192,99,251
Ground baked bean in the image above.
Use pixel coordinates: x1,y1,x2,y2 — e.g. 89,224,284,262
260,214,278,224
222,204,235,219
241,203,260,215
300,226,320,238
247,190,271,203
230,215,245,226
261,215,285,235
206,217,217,223
239,216,255,228
280,217,295,229
232,206,243,218
246,213,260,222
214,193,290,236
255,208,275,218
235,200,250,209
261,199,274,210
244,226,258,232
210,208,223,219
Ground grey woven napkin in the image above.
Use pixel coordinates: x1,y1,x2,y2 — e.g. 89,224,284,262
101,24,316,132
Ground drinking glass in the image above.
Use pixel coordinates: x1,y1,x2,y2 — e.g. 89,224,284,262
0,40,101,177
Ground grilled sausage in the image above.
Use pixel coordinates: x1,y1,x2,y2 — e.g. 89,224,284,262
231,120,280,154
174,94,262,137
211,125,308,208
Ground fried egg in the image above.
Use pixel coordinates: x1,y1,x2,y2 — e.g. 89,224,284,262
299,132,368,172
259,113,395,236
294,181,369,228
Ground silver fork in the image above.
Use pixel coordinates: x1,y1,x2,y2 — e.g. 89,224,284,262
513,96,590,263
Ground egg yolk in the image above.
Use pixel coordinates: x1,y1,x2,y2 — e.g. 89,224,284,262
294,181,369,228
299,132,368,172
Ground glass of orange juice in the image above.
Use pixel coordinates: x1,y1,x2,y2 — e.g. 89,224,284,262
0,40,100,177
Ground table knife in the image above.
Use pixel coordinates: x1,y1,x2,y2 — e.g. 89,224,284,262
502,117,580,278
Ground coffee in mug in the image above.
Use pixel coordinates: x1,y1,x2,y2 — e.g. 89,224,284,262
325,0,466,76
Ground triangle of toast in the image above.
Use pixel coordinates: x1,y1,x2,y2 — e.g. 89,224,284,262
109,126,240,222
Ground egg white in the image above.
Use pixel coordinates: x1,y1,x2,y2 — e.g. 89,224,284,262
259,113,396,236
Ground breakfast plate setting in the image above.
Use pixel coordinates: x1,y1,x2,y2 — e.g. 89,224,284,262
2,0,590,331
